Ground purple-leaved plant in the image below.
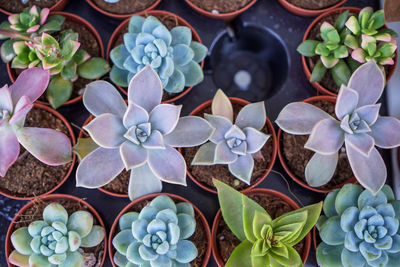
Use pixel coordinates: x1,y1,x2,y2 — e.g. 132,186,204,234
276,61,400,194
0,67,73,177
74,65,214,200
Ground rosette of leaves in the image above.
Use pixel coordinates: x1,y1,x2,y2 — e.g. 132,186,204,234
276,61,400,194
214,179,322,267
73,65,214,200
113,195,198,266
344,7,398,69
297,10,353,87
0,29,110,108
0,6,65,63
110,15,207,93
191,89,270,184
0,67,72,177
316,184,400,267
9,202,105,267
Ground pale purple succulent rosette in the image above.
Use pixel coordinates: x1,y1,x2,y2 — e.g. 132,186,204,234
191,90,270,184
0,67,73,177
76,65,214,200
276,61,400,194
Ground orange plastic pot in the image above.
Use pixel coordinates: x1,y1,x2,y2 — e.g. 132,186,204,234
7,11,105,107
180,97,277,194
5,194,107,267
0,103,76,200
301,7,398,96
108,193,212,267
211,188,311,266
0,0,69,15
106,9,204,103
277,0,346,17
184,0,258,22
277,95,356,193
86,0,161,20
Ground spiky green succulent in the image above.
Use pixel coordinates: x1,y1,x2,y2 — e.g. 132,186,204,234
9,202,105,267
112,195,198,267
110,15,207,93
316,184,400,267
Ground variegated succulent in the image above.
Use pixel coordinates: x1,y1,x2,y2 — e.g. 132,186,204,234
0,67,72,177
110,15,207,93
316,184,400,267
113,195,198,266
345,7,398,69
214,179,322,267
192,89,270,184
276,61,400,194
74,65,214,200
9,202,105,267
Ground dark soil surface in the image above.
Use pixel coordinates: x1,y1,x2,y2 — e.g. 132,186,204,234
286,0,341,10
0,107,72,198
189,0,253,13
281,100,353,190
0,0,59,13
182,104,273,191
91,0,157,15
216,193,305,263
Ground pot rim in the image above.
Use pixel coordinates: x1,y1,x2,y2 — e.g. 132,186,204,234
211,188,312,266
106,9,204,104
180,96,278,194
108,192,212,267
5,193,107,267
0,103,76,200
277,0,347,17
0,0,69,16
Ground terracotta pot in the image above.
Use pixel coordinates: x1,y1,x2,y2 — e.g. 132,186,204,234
7,11,105,107
86,0,161,20
301,7,398,96
0,0,69,15
108,193,212,267
184,0,258,22
78,115,129,198
277,95,357,193
106,9,204,103
180,97,277,194
278,0,346,17
313,227,318,251
0,103,76,200
211,188,311,266
5,194,107,267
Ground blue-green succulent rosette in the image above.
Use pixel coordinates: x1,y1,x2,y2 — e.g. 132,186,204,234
316,184,400,267
110,14,208,95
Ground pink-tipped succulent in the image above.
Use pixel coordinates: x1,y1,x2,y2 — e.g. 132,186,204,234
276,61,400,194
0,67,73,177
74,65,214,200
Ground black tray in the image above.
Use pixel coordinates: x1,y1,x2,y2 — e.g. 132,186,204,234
0,0,389,266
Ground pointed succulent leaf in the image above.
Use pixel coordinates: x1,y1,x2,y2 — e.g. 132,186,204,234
172,44,194,66
297,40,319,57
225,240,253,267
191,142,216,165
10,67,49,103
228,154,254,184
190,41,207,63
128,164,162,200
269,244,303,267
369,117,400,148
235,102,266,131
73,137,99,161
46,75,73,109
78,57,110,80
177,60,204,87
305,152,338,187
0,124,19,177
345,133,375,156
346,16,361,35
332,59,351,87
149,104,181,135
310,59,327,82
164,69,185,93
84,113,125,148
211,89,233,122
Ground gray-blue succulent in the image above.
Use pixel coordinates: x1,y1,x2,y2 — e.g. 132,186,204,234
110,15,207,93
316,184,400,267
112,195,198,267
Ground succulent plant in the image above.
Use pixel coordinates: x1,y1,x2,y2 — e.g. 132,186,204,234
344,7,398,69
297,10,353,87
74,65,214,200
191,89,270,184
316,184,400,267
0,67,72,177
276,61,400,194
214,179,322,267
110,15,207,93
9,202,105,267
113,195,198,266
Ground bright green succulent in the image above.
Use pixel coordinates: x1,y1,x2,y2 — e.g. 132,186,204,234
110,15,207,93
214,180,322,267
297,10,354,87
112,195,198,266
316,184,400,267
9,202,105,267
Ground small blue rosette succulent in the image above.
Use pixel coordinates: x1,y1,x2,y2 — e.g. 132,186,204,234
110,15,207,93
112,195,198,267
317,184,400,267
